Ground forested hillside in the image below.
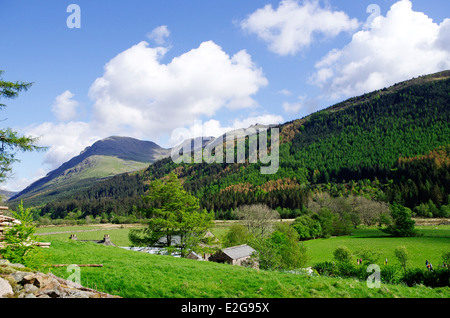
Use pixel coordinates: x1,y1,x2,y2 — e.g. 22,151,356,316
30,71,450,221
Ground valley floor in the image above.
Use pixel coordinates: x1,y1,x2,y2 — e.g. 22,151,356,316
32,220,450,299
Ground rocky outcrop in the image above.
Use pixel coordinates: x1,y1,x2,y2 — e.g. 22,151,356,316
0,260,120,298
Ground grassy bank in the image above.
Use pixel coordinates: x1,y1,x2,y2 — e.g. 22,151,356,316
35,224,450,298
39,239,449,298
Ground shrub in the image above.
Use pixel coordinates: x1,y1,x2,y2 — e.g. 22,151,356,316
400,268,421,287
333,246,352,263
380,265,400,284
314,261,367,280
291,215,322,240
357,247,381,266
442,251,450,267
383,202,416,237
394,246,409,275
422,268,450,288
0,201,43,268
335,261,357,278
250,223,309,271
223,224,251,247
400,268,449,288
312,261,336,276
249,237,283,271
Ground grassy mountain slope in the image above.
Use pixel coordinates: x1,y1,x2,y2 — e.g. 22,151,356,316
24,71,450,219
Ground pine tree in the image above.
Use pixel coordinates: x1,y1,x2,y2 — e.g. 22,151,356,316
0,71,44,182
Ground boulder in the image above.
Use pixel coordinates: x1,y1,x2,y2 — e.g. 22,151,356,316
0,277,13,297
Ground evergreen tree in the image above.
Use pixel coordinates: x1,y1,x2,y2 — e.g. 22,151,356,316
382,202,416,237
129,173,213,257
0,71,44,182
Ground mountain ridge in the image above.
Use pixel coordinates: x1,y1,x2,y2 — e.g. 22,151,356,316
9,136,171,204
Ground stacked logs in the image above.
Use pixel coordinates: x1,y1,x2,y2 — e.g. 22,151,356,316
0,206,50,249
0,206,20,249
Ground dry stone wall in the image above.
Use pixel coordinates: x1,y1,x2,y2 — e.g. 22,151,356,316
0,259,120,298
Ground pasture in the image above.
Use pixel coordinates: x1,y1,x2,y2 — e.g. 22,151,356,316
33,221,450,298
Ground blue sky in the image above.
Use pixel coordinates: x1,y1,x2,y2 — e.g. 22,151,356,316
1,0,449,192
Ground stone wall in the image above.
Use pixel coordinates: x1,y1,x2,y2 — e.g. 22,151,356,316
0,259,120,298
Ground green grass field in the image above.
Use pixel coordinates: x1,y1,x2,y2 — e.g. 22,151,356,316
302,225,450,269
34,222,450,298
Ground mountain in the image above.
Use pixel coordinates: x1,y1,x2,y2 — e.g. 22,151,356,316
15,71,450,220
9,136,170,206
0,189,18,202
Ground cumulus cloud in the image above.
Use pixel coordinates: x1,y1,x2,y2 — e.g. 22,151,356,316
311,0,450,99
51,90,79,121
2,168,49,192
89,40,268,140
240,0,359,56
435,18,450,51
25,121,102,169
146,25,171,45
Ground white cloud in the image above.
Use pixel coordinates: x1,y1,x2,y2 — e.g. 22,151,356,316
277,89,292,96
89,40,268,140
240,0,359,56
436,18,450,51
51,90,79,121
2,168,49,193
146,25,171,45
283,101,303,114
282,95,319,114
311,0,450,99
25,121,102,169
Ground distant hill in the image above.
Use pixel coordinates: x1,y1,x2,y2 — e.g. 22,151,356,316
9,136,170,206
16,70,450,220
0,189,18,202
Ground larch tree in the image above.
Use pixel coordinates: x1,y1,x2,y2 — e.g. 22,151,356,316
0,71,44,183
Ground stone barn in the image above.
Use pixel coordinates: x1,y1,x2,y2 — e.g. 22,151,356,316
209,244,258,268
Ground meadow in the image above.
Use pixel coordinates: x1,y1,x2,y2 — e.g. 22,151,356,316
34,221,450,298
302,225,450,269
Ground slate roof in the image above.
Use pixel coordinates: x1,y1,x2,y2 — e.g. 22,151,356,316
221,244,255,260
